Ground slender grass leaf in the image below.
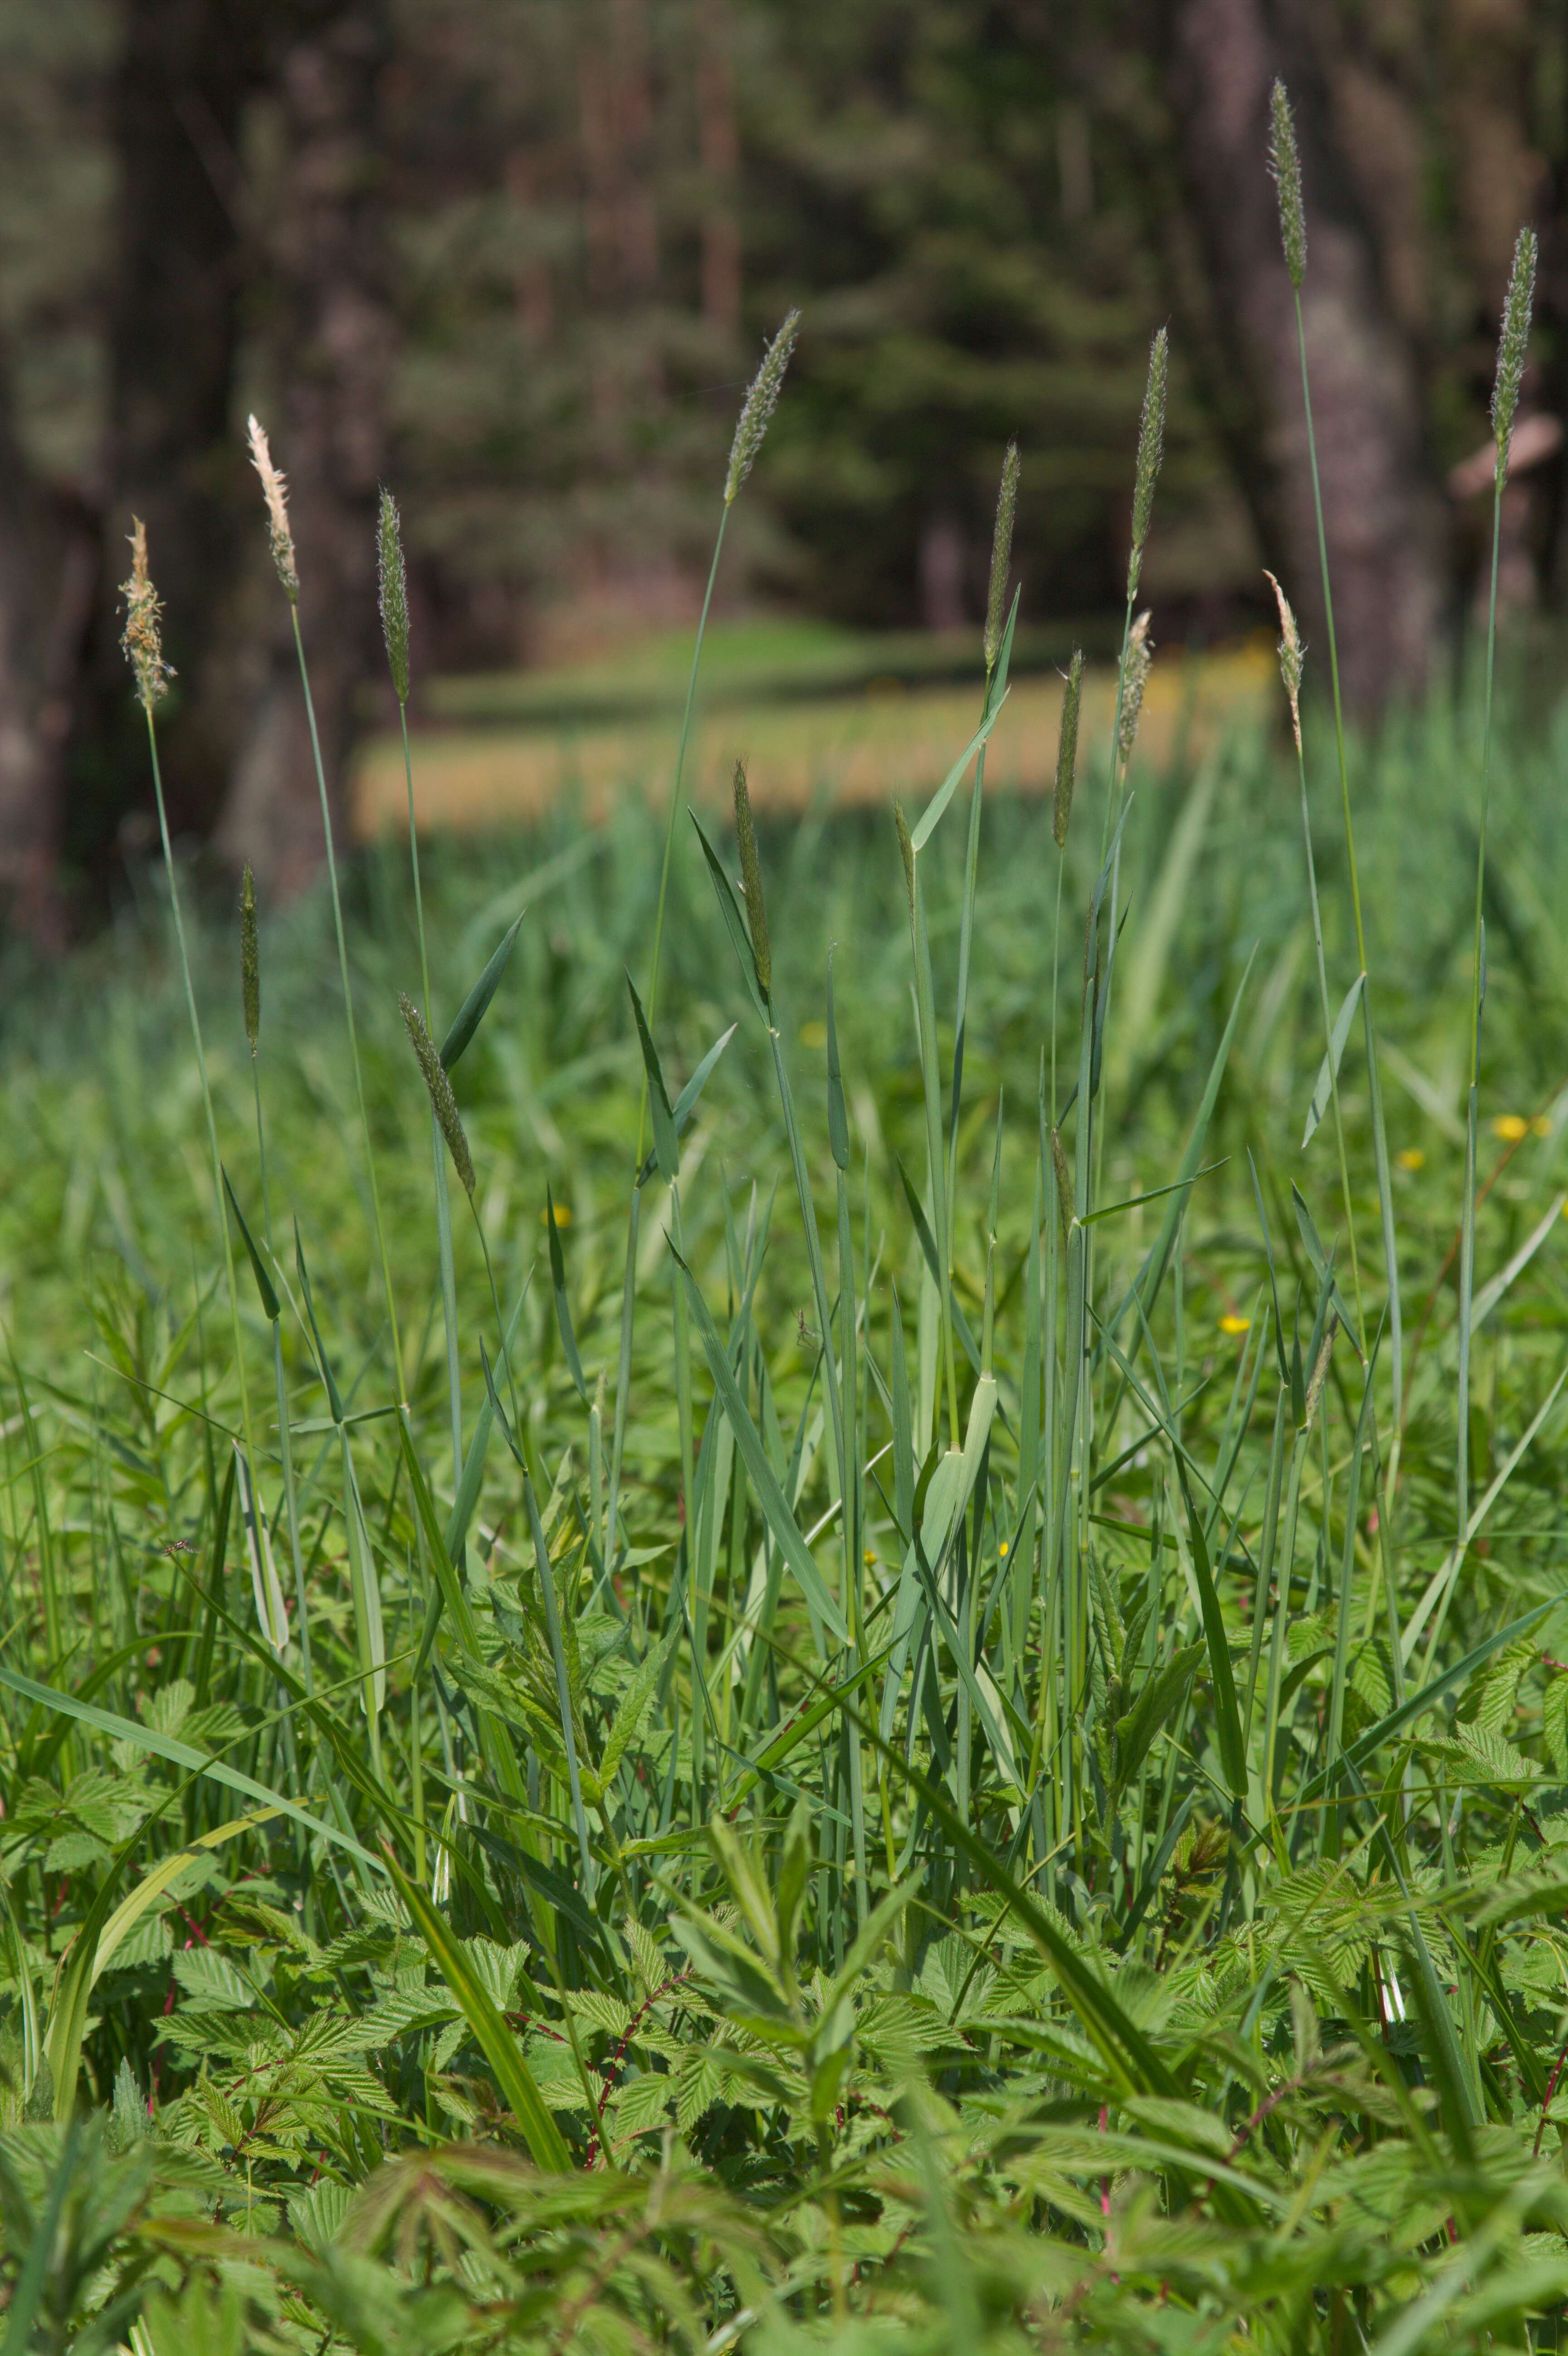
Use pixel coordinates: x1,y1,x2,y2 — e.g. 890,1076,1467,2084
1303,973,1364,1148
440,912,523,1072
384,1848,571,2170
674,1250,849,1644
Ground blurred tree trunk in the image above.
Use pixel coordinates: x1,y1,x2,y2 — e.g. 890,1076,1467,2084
216,0,394,894
697,0,742,340
1126,0,1447,705
55,0,258,906
0,357,93,946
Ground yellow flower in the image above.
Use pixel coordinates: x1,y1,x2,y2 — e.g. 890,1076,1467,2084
1397,1148,1425,1172
1492,1114,1530,1142
999,1540,1010,1558
799,1020,828,1050
543,1201,572,1228
1219,1314,1250,1336
863,1548,876,1566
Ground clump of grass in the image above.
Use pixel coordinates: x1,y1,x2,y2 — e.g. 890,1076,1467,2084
1,117,1568,2356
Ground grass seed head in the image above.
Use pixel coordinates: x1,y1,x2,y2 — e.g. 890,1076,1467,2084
1302,1318,1336,1432
1264,570,1305,752
1118,611,1154,763
725,310,801,506
984,440,1020,675
378,487,411,703
401,991,474,1198
247,414,298,601
119,518,172,709
1053,648,1083,851
1128,328,1168,595
1492,225,1538,465
732,758,772,999
240,862,260,1056
1270,80,1307,288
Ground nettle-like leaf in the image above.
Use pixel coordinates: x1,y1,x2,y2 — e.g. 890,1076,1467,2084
1425,1725,1540,1790
171,1945,261,2013
609,2066,674,2141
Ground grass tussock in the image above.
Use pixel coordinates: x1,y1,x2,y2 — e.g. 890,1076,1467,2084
2,110,1568,2356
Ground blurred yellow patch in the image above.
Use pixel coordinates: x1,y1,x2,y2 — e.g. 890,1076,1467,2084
1397,1148,1425,1171
1535,1114,1553,1136
1492,1114,1530,1142
799,1020,828,1050
1219,1314,1251,1336
543,1202,572,1228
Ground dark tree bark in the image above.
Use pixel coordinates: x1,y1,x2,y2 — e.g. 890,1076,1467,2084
217,0,394,894
63,0,260,897
1124,0,1447,706
0,429,94,946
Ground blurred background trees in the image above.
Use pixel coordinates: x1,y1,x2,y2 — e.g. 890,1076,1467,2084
0,0,1564,927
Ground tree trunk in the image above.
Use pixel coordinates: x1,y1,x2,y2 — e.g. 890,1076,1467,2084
697,0,741,340
0,360,91,945
1159,0,1446,706
58,0,257,902
216,0,392,895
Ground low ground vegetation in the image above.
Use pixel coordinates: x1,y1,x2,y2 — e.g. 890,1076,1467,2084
6,106,1568,2356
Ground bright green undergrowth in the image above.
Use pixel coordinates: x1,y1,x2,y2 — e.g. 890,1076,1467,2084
4,655,1568,2353
10,235,1568,2346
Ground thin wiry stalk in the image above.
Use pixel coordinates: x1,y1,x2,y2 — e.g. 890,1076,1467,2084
288,605,404,1393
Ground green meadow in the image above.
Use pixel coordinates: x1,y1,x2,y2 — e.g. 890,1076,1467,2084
5,144,1568,2356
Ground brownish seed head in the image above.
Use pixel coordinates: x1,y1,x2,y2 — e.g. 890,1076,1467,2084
240,862,260,1056
119,519,173,709
248,414,299,600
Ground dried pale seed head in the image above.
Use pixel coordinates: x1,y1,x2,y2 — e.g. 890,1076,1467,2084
1053,647,1083,852
1263,569,1305,752
401,992,475,1198
893,798,915,912
240,862,260,1056
247,414,298,600
732,759,772,999
1128,328,1168,595
1492,224,1538,466
984,440,1021,675
1269,80,1307,290
1118,610,1154,764
119,518,173,709
378,487,411,704
725,310,801,505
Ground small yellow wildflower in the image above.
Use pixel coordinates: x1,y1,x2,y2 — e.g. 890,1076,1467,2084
1219,1314,1251,1336
1492,1114,1530,1142
543,1201,572,1228
1397,1148,1425,1172
863,1548,876,1567
800,1020,828,1050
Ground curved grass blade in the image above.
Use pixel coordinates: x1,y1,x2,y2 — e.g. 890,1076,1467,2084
384,1847,572,2170
0,1662,383,1871
440,911,524,1072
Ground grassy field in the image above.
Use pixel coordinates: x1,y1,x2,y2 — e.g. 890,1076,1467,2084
7,215,1568,2355
351,616,1271,836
